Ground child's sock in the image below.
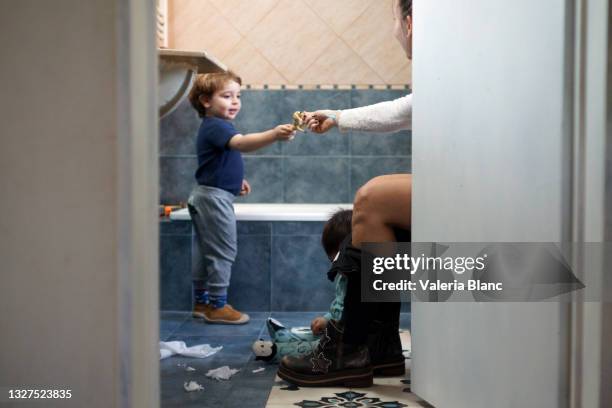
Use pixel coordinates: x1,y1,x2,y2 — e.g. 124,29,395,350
209,294,227,309
193,282,209,305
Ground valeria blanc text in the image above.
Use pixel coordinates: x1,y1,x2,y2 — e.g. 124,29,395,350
372,279,503,292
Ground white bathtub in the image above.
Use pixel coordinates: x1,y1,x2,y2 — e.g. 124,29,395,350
170,203,354,222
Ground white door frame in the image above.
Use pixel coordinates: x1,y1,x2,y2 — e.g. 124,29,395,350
116,0,159,406
568,0,610,406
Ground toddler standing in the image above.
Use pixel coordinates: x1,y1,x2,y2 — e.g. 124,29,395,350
187,71,295,324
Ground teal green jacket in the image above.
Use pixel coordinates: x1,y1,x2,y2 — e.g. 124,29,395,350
323,273,347,321
270,273,348,361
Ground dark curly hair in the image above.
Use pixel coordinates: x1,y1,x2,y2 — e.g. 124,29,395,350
398,0,412,18
321,209,353,259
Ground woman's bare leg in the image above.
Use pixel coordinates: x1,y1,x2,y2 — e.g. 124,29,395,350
351,173,412,248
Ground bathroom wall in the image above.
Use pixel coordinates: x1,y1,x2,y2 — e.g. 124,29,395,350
166,0,411,86
160,89,412,204
160,220,335,312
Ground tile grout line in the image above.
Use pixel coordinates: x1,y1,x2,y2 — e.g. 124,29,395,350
161,312,190,341
269,229,274,313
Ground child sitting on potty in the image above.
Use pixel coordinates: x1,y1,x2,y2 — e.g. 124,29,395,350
252,209,352,360
187,71,296,324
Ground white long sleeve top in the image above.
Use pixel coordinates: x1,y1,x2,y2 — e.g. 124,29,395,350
337,94,412,133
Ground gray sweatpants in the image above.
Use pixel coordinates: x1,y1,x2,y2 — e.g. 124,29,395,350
187,185,237,297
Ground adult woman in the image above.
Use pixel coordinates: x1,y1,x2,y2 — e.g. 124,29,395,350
305,2,412,248
278,0,413,388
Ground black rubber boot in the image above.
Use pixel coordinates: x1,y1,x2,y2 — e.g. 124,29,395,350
331,235,374,345
278,320,373,387
367,319,405,376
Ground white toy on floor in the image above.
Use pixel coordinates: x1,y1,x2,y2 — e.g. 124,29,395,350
252,339,277,362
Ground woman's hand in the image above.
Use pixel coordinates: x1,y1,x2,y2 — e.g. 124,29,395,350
239,179,251,196
304,110,339,134
274,124,297,141
310,316,328,335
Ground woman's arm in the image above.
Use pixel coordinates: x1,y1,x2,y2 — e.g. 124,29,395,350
304,94,412,134
338,94,412,133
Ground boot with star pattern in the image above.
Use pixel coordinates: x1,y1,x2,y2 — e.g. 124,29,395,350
277,320,373,387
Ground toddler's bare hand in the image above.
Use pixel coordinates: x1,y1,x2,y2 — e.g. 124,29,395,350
275,124,297,141
310,316,328,335
239,179,251,196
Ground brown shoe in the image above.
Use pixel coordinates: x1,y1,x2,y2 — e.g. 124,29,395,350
194,303,250,325
192,303,210,319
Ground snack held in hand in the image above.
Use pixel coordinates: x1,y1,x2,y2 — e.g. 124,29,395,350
292,111,306,132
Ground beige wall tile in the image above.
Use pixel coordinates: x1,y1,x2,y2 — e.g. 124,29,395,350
388,61,412,85
223,39,288,85
169,0,242,59
302,0,375,35
341,0,408,82
208,0,280,36
295,38,384,85
247,0,336,83
168,0,409,85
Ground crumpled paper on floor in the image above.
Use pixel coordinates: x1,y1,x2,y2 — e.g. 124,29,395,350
183,381,204,392
160,341,222,360
205,366,240,380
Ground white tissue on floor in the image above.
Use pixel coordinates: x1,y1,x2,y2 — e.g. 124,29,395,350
206,366,240,380
183,381,204,392
186,366,196,372
252,367,265,374
160,341,222,360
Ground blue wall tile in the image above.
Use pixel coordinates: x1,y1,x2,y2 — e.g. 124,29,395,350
160,234,192,311
282,90,351,156
351,130,412,156
350,157,412,199
351,89,408,107
159,156,197,204
272,221,326,236
237,221,271,235
284,157,349,203
160,98,199,155
233,90,284,156
236,157,283,203
271,235,335,311
283,130,349,157
160,219,192,235
227,234,272,311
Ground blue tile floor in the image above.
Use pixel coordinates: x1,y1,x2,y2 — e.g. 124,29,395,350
160,311,413,408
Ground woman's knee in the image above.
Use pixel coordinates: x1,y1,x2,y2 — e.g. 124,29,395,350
354,175,389,211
